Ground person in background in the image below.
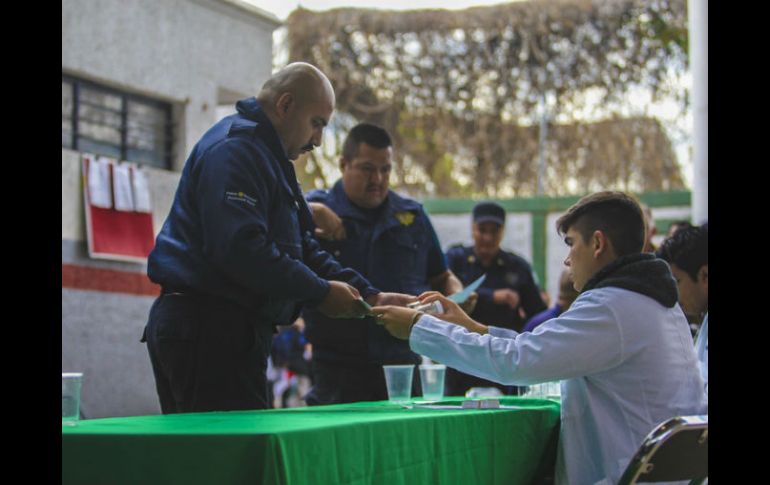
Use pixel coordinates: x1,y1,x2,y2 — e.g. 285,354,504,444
656,223,708,393
271,318,313,408
522,269,579,332
373,191,707,485
444,201,547,396
301,123,463,405
142,63,410,414
665,219,693,240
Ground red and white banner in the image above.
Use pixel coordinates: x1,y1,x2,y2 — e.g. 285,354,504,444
81,154,155,262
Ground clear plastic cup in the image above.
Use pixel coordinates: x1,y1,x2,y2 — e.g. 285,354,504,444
419,364,446,401
383,365,414,403
62,372,83,426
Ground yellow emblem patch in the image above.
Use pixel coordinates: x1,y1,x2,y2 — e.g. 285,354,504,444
395,211,415,226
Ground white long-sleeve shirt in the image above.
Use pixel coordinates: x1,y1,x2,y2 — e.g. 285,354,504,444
411,286,708,485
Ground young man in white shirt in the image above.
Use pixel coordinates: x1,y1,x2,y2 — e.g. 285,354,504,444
373,191,707,485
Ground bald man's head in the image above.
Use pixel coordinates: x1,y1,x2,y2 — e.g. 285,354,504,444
257,63,335,160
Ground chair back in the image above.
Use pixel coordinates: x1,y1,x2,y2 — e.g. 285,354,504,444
617,415,708,484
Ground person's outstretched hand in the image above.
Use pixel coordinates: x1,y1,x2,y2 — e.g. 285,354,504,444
369,305,420,340
416,291,488,334
317,281,366,318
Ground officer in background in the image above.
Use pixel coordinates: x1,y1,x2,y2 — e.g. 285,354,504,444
303,123,464,405
445,201,547,396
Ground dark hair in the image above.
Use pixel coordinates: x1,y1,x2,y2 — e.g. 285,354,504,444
656,224,708,281
667,220,693,236
341,123,392,160
556,191,646,257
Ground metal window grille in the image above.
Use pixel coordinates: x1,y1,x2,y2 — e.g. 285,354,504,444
62,74,173,169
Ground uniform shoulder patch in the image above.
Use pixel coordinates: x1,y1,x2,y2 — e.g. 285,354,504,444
225,190,257,207
395,211,415,226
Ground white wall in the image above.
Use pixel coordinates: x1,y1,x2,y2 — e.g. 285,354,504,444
62,0,280,169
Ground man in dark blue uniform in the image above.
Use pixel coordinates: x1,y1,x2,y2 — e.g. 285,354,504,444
445,201,547,395
302,123,463,404
142,64,411,413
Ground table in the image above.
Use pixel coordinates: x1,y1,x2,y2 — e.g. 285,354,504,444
62,397,560,485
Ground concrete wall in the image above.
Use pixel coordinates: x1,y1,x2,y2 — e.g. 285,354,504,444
62,0,279,418
62,149,182,417
62,0,280,170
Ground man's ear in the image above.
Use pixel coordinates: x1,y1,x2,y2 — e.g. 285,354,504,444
275,92,294,119
698,264,708,285
592,230,610,259
339,157,348,172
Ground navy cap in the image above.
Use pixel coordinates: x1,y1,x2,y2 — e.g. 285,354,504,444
472,201,506,226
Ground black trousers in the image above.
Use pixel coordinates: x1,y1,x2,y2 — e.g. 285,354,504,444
142,292,274,413
304,359,422,406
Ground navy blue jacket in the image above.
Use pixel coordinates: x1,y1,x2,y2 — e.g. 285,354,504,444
303,181,448,365
446,245,546,331
147,98,378,326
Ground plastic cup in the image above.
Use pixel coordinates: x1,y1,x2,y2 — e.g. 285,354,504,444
62,372,83,426
419,364,446,401
383,365,414,403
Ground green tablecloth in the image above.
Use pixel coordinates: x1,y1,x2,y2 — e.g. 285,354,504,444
62,397,560,485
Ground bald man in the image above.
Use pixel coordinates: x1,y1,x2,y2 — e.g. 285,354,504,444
143,63,412,413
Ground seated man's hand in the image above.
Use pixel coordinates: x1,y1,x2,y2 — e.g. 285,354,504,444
366,292,418,308
417,291,488,334
309,202,347,241
370,305,420,340
317,281,366,318
493,288,520,309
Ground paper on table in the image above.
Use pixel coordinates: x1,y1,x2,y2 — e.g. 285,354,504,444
448,274,487,304
412,402,524,410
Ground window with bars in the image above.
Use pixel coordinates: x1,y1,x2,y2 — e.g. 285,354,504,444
62,75,173,169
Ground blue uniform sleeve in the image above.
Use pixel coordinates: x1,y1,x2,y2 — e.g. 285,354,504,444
423,214,448,279
194,138,331,304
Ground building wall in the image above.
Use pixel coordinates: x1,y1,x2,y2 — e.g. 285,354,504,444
62,0,279,418
62,0,279,170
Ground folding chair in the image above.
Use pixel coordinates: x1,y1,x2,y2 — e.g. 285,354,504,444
617,415,708,484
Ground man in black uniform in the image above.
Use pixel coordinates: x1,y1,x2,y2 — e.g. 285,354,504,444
445,201,547,395
142,63,411,413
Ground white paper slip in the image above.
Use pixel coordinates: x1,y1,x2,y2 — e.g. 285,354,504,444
413,402,523,410
132,166,152,213
113,162,135,211
87,156,113,209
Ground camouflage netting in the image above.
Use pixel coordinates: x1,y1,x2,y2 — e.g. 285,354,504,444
286,0,688,197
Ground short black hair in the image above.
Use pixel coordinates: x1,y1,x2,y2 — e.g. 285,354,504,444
556,191,646,257
341,123,392,160
656,224,708,282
